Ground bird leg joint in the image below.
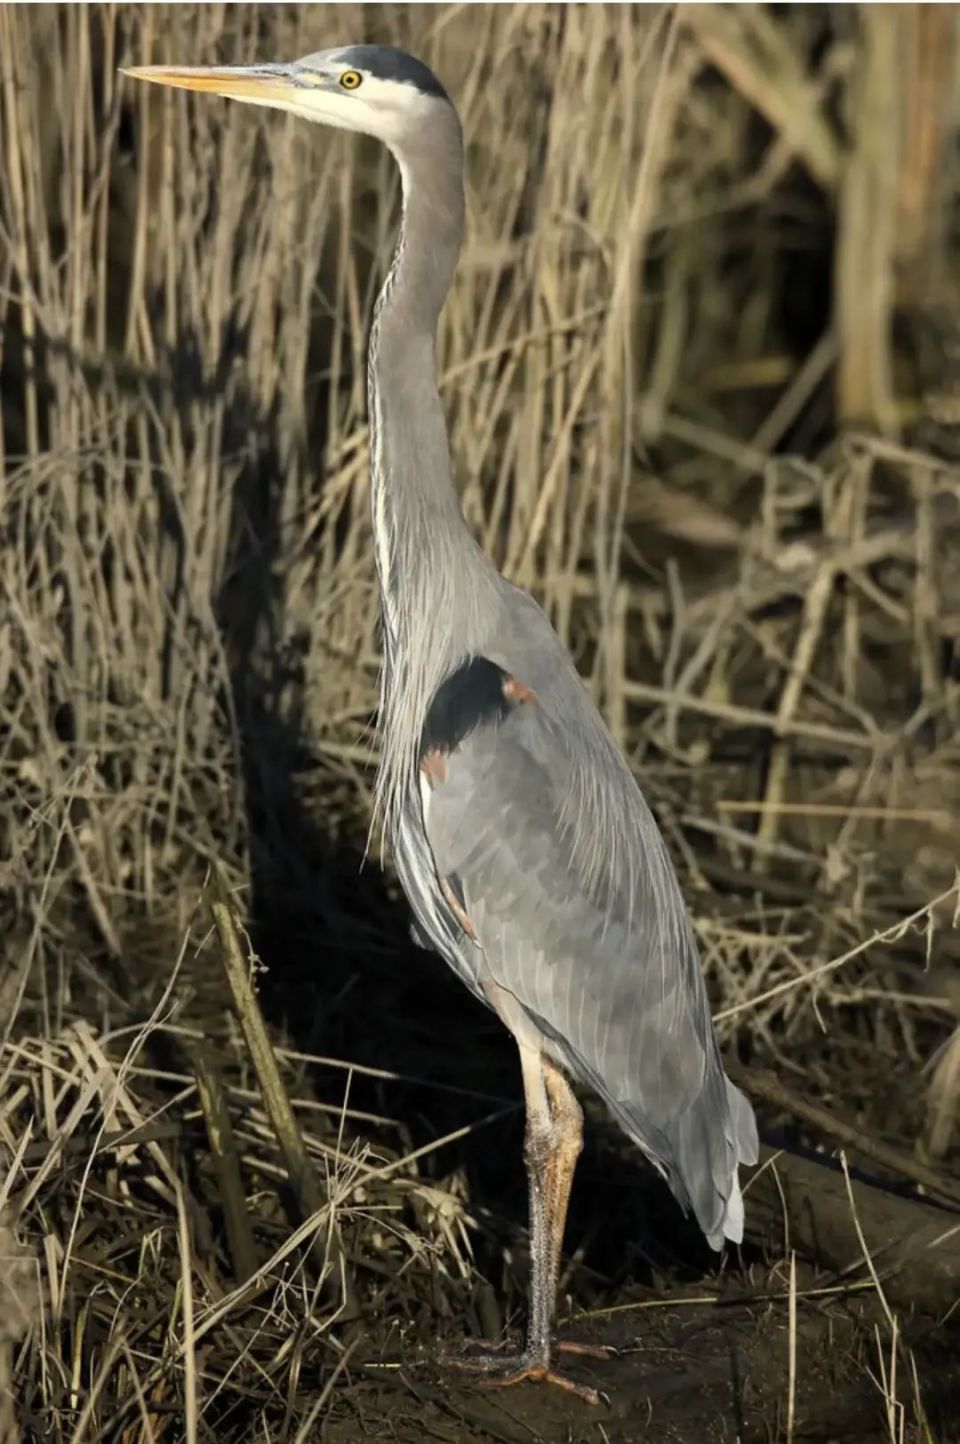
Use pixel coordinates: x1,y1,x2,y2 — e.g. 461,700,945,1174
543,1061,584,1164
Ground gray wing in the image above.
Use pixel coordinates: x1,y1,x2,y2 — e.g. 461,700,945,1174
418,656,757,1246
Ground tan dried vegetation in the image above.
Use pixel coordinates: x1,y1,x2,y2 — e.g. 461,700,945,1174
1,4,959,1441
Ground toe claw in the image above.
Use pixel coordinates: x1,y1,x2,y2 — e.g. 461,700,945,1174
542,1370,602,1405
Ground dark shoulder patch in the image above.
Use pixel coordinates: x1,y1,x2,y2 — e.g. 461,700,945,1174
336,45,449,100
421,657,511,758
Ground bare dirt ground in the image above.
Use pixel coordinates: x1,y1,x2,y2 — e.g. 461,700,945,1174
328,1295,930,1444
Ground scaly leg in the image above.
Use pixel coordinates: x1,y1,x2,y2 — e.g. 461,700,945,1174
541,1061,614,1365
541,1058,583,1308
450,1044,604,1404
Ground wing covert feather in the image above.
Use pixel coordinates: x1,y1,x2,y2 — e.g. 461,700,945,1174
423,692,711,1135
411,627,758,1247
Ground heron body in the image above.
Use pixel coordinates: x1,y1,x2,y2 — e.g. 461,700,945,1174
126,45,758,1404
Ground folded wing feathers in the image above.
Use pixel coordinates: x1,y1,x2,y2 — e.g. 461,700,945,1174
415,630,758,1249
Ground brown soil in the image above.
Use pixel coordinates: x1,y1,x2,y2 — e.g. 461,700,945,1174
323,1286,953,1443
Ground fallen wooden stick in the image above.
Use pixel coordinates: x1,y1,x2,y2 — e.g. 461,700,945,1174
726,1059,960,1311
729,1061,960,1210
743,1143,960,1314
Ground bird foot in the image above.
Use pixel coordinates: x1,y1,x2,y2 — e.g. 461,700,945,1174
443,1343,608,1406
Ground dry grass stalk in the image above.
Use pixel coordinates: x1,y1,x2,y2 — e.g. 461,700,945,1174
209,893,358,1320
786,1248,797,1444
0,1196,39,1444
839,1153,913,1443
193,1046,259,1284
1,989,481,1438
834,8,900,433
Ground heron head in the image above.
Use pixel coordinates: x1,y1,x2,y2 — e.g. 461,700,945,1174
122,44,454,148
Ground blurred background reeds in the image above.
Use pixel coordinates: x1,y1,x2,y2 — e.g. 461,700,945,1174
2,4,960,1441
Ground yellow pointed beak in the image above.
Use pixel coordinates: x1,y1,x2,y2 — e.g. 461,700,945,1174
121,64,297,105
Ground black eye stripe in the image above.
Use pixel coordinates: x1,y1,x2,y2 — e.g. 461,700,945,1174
293,50,449,102
331,45,448,99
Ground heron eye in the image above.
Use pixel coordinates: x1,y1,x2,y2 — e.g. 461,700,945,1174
339,70,362,90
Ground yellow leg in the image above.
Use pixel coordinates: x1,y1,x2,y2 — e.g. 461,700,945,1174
542,1059,583,1295
447,1046,611,1404
542,1061,614,1364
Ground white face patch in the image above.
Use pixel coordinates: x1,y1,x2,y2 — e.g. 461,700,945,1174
290,69,435,144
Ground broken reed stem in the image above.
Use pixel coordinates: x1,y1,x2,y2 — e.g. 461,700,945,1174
192,1048,259,1284
622,678,878,751
718,801,952,827
209,895,359,1320
209,899,317,1212
755,558,834,858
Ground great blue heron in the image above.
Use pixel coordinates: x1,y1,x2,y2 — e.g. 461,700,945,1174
125,45,758,1405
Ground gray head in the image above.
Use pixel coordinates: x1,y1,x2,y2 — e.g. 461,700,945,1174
121,43,456,149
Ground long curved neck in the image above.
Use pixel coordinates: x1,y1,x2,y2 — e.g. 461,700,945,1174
368,116,472,649
366,112,503,839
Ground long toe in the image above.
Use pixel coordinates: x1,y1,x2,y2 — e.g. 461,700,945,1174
555,1339,620,1361
449,1336,509,1356
442,1345,522,1374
